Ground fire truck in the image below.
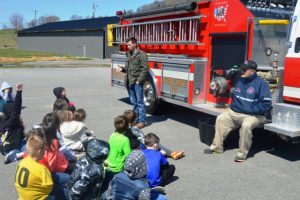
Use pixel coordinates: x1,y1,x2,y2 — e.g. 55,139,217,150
108,0,300,141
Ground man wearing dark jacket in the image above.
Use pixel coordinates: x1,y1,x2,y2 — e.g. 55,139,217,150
204,60,272,162
116,37,149,129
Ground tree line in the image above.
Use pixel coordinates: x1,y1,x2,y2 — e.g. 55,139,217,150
5,13,100,31
6,0,204,30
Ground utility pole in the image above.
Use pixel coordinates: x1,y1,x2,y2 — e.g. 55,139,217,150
33,10,38,25
92,3,98,18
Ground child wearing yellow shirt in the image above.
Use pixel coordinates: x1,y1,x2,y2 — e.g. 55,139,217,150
15,132,53,200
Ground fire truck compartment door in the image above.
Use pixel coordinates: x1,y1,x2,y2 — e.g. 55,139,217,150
111,54,126,86
161,63,190,102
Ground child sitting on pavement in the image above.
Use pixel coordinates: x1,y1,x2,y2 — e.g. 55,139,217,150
142,133,176,188
73,108,95,138
4,125,45,164
101,115,132,193
53,86,76,112
102,150,167,200
43,112,77,162
123,110,184,160
15,134,53,200
57,109,94,155
69,139,109,200
1,83,25,156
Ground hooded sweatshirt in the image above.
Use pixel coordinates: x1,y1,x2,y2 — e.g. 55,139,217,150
103,150,150,200
0,82,15,103
53,87,76,112
60,121,93,152
69,139,109,200
53,87,66,100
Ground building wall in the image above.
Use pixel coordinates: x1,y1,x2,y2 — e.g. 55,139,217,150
18,31,115,59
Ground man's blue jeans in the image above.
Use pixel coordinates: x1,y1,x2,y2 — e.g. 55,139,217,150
128,83,146,123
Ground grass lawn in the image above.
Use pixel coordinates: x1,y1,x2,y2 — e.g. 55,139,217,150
0,48,65,58
0,30,17,48
0,48,93,64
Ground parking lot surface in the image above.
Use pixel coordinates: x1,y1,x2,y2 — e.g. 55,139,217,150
0,67,300,200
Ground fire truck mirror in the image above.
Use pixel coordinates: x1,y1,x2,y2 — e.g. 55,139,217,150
295,37,300,53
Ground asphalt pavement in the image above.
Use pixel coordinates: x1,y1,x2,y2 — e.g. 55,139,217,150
0,66,300,200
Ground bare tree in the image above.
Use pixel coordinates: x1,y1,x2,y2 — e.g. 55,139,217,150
38,15,60,25
70,15,83,20
9,13,24,30
27,19,37,28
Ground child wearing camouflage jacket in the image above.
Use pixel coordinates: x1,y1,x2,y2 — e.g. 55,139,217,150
69,139,109,200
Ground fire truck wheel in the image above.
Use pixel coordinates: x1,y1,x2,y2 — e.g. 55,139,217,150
143,77,158,114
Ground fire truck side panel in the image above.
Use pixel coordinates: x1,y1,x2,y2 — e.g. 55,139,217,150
110,0,300,139
283,2,300,103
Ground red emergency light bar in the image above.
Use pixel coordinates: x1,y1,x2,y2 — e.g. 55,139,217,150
116,11,124,16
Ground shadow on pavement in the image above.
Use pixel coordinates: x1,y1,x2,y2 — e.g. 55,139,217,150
118,99,300,162
153,102,300,162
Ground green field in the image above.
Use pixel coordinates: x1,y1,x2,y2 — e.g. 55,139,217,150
0,48,65,58
0,30,17,48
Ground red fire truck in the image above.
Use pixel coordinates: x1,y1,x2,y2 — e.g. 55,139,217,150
108,0,300,141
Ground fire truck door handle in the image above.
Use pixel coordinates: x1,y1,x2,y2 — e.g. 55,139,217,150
286,16,297,48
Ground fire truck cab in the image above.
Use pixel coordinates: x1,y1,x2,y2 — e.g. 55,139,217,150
109,0,300,141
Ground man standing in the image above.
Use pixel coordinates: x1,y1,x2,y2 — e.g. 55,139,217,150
204,60,272,162
116,37,149,129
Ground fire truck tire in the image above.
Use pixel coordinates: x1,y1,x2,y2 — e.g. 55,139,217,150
143,77,159,114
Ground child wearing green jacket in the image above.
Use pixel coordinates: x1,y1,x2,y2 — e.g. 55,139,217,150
101,115,132,193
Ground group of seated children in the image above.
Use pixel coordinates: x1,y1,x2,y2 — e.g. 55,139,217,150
0,84,184,200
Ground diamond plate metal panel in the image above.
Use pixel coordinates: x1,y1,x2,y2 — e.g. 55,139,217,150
266,103,300,137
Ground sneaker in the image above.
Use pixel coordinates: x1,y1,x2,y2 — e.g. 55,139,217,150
170,151,184,160
203,148,221,154
234,154,247,162
150,186,166,194
4,150,18,164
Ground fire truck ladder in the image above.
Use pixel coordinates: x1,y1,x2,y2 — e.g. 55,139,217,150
245,0,297,18
113,15,203,45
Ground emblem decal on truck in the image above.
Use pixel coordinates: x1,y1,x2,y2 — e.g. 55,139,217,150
214,4,228,22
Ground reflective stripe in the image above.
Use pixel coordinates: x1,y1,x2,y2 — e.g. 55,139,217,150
283,86,300,99
263,98,272,101
235,95,258,102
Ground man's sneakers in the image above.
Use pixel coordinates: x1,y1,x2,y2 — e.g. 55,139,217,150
4,150,18,164
204,147,247,162
170,151,184,160
203,148,222,154
234,154,247,162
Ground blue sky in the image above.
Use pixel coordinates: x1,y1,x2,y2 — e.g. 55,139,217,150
0,0,154,28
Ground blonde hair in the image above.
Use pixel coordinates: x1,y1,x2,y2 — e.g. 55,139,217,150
26,135,46,158
56,110,73,124
25,128,45,140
